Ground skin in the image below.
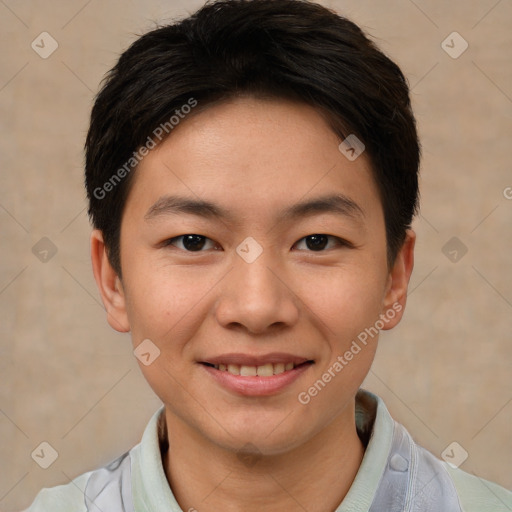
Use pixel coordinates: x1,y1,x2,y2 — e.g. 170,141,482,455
91,96,415,512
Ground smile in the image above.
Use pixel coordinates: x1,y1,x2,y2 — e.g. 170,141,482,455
200,355,314,396
203,361,311,377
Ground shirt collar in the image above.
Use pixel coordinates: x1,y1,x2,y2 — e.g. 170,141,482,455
131,388,394,512
335,389,395,512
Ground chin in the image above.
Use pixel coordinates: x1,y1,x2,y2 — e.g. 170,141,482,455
209,414,313,456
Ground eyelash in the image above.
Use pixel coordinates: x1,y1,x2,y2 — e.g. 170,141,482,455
163,234,352,253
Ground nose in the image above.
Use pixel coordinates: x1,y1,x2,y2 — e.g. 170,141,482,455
214,252,300,335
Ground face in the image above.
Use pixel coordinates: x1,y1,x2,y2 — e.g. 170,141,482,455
92,96,414,456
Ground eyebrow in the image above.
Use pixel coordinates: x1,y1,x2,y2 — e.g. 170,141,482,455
144,193,365,224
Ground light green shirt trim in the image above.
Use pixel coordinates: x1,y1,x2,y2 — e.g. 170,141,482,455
445,463,512,512
21,471,91,512
335,393,394,511
131,407,182,511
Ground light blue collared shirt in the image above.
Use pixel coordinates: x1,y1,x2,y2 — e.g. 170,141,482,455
23,389,512,511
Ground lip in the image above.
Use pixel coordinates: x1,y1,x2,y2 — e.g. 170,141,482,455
199,353,314,397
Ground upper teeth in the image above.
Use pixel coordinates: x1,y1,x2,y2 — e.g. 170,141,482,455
213,362,295,376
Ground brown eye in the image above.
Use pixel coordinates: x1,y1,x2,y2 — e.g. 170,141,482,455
294,234,344,252
305,234,329,251
165,234,217,252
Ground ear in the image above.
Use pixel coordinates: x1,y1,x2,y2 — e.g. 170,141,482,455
380,229,416,330
90,230,130,333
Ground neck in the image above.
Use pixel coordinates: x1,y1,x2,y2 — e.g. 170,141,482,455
162,402,365,512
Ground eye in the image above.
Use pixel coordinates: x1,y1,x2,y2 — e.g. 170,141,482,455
164,234,219,252
293,234,349,252
163,233,351,253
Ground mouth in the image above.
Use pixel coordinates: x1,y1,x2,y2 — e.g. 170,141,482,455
200,361,313,377
199,354,314,396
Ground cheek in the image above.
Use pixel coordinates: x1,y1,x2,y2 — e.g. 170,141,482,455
124,261,214,341
295,265,387,339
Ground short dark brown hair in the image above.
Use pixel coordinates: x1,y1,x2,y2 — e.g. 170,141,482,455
85,0,420,277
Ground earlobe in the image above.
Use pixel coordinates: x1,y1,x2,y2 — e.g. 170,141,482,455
90,230,130,333
381,229,416,330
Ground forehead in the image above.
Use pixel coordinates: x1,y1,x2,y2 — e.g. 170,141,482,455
123,96,382,227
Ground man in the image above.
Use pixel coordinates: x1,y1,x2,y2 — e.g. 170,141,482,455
24,1,512,510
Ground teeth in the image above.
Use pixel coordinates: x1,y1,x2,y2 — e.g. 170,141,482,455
273,363,285,374
227,364,240,375
240,365,257,376
256,363,274,377
212,362,300,376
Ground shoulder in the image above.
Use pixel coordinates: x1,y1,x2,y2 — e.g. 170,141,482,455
411,438,512,511
21,471,92,512
22,451,134,512
368,393,512,512
443,462,512,512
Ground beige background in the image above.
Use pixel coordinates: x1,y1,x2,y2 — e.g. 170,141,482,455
1,0,511,510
